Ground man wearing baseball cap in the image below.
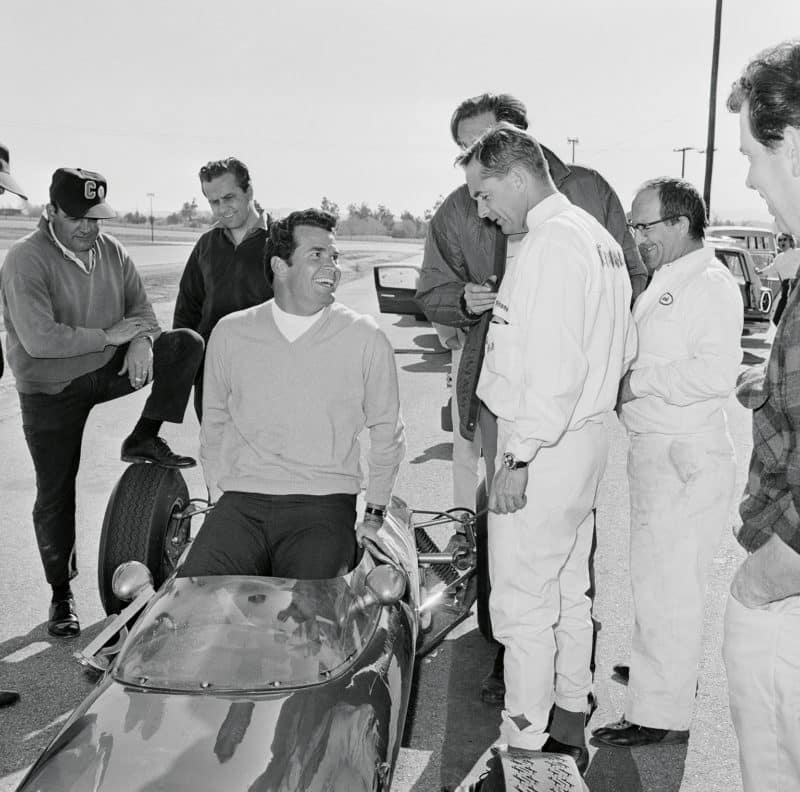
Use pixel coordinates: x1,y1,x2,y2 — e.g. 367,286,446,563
0,143,26,708
0,167,203,638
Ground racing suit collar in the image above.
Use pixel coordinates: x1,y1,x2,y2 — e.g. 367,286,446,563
525,192,572,233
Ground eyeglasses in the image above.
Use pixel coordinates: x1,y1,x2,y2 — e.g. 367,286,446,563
627,215,683,234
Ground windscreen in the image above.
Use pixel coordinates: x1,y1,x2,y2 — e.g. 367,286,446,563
114,564,380,692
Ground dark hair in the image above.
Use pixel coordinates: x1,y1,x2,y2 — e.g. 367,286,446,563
199,157,251,192
265,209,337,283
456,123,550,182
638,177,707,240
727,41,800,149
449,93,528,145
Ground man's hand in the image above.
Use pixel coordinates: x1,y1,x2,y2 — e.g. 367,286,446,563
489,466,528,514
617,371,636,411
463,278,497,316
731,533,800,607
105,317,158,346
356,514,383,547
119,336,154,389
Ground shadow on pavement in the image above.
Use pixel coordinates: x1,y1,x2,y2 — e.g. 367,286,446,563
439,631,499,791
586,742,687,792
392,316,430,328
400,630,497,792
412,334,448,353
410,442,453,465
401,353,449,374
0,620,108,777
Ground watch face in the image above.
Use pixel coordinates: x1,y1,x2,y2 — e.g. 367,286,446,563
503,452,514,470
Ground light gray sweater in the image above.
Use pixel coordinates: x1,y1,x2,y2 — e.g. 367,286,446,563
201,300,405,505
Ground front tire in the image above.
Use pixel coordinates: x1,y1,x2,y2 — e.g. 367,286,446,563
98,463,189,614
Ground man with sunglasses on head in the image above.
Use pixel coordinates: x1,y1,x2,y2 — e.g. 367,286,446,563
592,177,742,749
173,157,273,421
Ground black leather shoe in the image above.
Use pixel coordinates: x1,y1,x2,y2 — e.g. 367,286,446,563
121,435,196,468
48,596,80,637
0,690,20,708
591,718,689,748
542,736,589,774
480,647,505,705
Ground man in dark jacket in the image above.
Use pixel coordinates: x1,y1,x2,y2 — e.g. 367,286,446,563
415,93,646,705
173,157,273,420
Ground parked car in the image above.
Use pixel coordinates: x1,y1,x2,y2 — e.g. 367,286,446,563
373,264,427,320
707,225,777,269
708,239,778,323
16,464,586,792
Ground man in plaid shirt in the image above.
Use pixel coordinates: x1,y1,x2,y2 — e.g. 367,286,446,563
724,40,800,792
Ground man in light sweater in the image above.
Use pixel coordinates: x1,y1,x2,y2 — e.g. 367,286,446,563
179,209,405,579
462,125,635,771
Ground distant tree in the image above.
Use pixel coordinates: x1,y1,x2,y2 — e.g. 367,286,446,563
122,210,148,225
375,204,395,234
393,209,427,238
22,202,45,217
346,201,373,220
424,194,445,221
321,196,340,218
180,198,198,225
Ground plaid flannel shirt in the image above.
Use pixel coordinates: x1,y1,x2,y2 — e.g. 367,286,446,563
737,280,800,554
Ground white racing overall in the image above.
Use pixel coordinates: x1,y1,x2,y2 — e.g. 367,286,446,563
478,193,634,749
621,247,742,731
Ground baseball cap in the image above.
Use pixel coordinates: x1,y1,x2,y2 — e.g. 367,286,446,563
0,144,28,200
49,168,116,219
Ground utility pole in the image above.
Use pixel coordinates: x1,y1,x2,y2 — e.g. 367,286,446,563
703,0,723,216
673,146,696,179
146,192,155,243
567,137,579,164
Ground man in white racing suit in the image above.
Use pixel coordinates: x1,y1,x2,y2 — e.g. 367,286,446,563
592,178,742,748
460,124,635,771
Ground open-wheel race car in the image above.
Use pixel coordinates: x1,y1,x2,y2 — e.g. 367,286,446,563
16,464,587,792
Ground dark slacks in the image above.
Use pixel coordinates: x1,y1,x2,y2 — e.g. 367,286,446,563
178,491,358,579
19,329,203,587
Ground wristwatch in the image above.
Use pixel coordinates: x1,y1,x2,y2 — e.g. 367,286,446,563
502,452,528,470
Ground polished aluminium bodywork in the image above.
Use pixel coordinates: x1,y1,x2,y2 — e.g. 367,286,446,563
16,499,479,792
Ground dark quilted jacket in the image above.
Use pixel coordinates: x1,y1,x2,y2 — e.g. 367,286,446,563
415,146,647,441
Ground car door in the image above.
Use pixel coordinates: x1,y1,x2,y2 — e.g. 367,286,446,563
373,264,426,319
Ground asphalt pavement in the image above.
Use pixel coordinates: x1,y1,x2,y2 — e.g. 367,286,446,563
0,255,773,791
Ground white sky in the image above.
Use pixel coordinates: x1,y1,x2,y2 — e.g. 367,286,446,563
2,0,798,223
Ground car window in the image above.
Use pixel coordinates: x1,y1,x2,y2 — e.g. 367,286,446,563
114,561,382,692
715,251,746,282
375,266,419,290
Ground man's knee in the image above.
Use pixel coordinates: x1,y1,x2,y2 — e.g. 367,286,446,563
155,328,204,367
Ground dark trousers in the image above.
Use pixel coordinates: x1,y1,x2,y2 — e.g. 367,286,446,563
19,329,203,588
179,491,358,579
